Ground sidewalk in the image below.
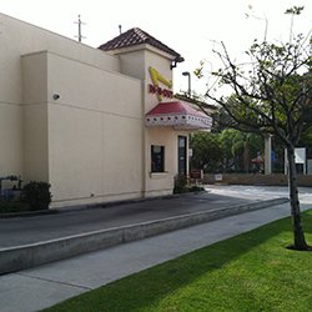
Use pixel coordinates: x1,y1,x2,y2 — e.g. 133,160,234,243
1,186,312,312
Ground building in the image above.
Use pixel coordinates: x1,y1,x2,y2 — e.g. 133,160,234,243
0,13,212,208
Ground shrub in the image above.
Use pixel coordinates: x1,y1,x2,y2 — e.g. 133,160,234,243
21,181,52,211
173,175,189,194
189,185,205,192
173,175,206,194
0,200,30,214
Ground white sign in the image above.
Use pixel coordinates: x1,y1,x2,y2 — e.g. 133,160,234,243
295,148,306,164
214,174,223,182
284,147,307,174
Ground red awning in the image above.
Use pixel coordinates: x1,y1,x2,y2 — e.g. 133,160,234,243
145,101,212,130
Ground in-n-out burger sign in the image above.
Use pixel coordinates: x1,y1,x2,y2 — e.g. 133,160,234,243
148,67,173,100
148,84,173,99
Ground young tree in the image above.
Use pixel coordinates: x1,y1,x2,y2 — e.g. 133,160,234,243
201,8,312,250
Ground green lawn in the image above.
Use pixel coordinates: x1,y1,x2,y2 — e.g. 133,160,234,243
45,210,312,312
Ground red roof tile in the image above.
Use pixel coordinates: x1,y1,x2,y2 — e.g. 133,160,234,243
146,101,207,117
145,101,212,130
98,27,181,58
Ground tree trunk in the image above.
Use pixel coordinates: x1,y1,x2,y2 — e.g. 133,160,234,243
243,141,250,173
286,145,309,250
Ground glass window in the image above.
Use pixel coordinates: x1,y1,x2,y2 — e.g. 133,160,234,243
151,145,165,172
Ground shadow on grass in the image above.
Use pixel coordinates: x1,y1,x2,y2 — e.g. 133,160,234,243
45,210,312,312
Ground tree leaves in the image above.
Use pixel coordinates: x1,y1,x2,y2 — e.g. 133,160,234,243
206,32,312,148
285,6,304,16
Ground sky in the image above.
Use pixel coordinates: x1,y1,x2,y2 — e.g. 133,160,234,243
1,0,311,98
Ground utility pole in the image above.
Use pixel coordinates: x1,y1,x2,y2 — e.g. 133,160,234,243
74,15,86,42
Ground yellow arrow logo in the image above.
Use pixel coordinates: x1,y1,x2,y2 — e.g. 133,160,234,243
149,67,172,100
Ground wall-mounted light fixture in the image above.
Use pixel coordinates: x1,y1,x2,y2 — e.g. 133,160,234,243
170,55,185,70
53,93,60,100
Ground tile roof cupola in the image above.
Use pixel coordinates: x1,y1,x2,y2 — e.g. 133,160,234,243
98,27,184,65
99,27,185,113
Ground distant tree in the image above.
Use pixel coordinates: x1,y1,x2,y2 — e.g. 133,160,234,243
190,132,222,172
198,8,312,250
219,129,243,171
219,129,237,168
218,129,263,172
299,126,312,147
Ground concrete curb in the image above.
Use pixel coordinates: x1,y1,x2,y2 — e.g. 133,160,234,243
0,197,289,275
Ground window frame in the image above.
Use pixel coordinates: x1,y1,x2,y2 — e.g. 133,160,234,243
151,145,165,173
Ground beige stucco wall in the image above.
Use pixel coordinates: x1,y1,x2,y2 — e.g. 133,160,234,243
1,12,192,206
111,46,187,197
22,52,49,182
21,50,143,207
47,50,142,206
0,105,23,176
144,50,191,196
119,48,147,81
144,128,190,196
0,12,120,184
1,12,145,207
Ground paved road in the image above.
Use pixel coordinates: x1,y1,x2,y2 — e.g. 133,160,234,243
1,185,312,312
2,185,308,249
205,185,312,203
0,191,256,248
